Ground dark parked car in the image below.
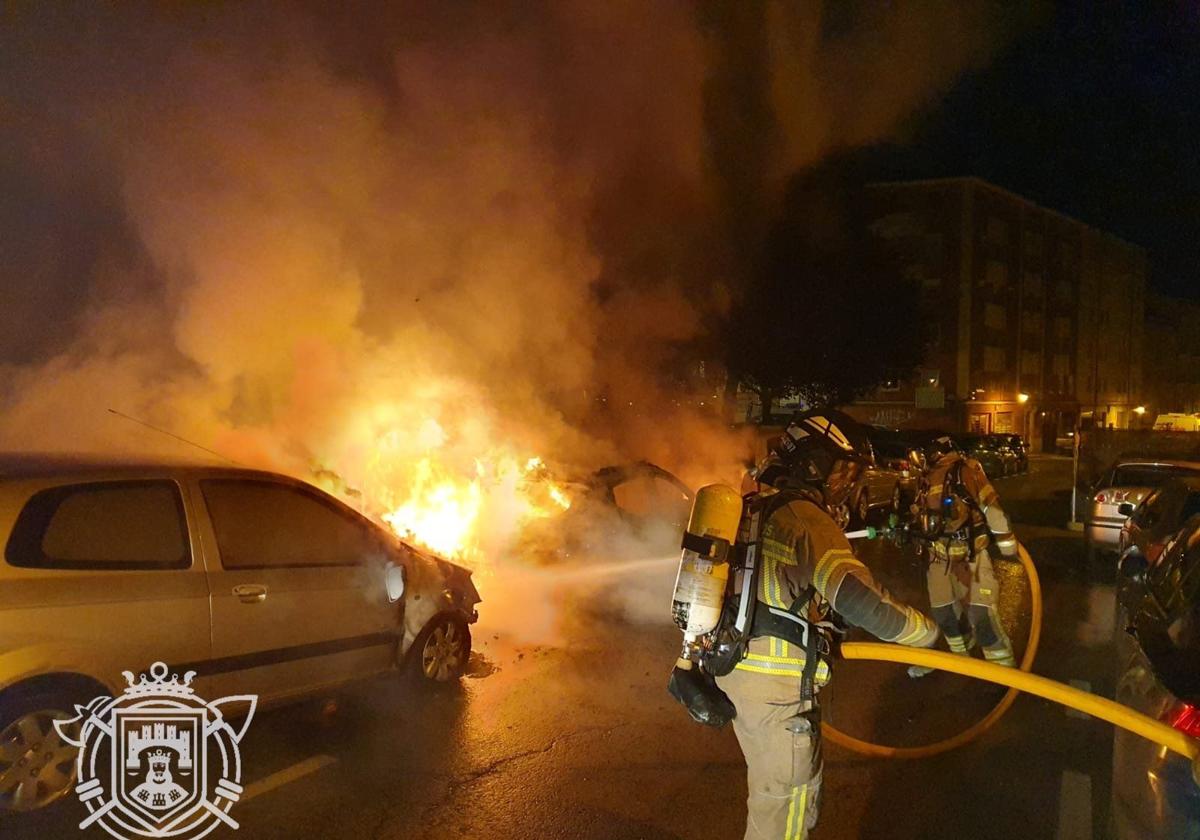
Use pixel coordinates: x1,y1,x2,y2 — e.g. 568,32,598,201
999,434,1030,473
870,440,920,513
953,433,1016,479
1113,515,1200,839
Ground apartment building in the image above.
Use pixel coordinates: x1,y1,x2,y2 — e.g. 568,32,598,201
849,177,1146,451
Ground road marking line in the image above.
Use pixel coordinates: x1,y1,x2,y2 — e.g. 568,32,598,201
1055,770,1093,840
241,754,338,803
1066,680,1092,719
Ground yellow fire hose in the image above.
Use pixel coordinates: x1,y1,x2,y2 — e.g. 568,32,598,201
822,543,1200,771
823,542,1043,758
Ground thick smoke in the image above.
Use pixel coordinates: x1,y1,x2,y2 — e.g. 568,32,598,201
0,3,1018,635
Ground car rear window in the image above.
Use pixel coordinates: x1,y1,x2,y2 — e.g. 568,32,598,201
201,479,379,569
5,480,190,570
1112,465,1200,487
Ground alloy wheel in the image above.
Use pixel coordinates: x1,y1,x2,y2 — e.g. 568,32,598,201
421,621,465,682
0,710,77,812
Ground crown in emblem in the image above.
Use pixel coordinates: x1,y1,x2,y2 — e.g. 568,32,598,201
149,748,170,760
121,662,198,698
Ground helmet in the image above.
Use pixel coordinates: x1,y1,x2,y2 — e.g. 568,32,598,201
756,408,873,507
927,434,957,460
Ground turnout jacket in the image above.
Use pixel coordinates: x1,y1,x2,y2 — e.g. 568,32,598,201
925,453,1018,559
736,495,938,680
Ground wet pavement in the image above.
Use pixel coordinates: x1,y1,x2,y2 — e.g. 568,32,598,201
10,456,1123,839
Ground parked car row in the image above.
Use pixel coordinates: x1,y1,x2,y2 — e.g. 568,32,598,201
840,429,1031,528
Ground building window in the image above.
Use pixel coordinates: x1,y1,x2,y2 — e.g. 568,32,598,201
982,260,1008,293
984,303,1007,331
969,413,991,433
1023,231,1044,258
984,346,1006,373
1054,279,1073,305
995,412,1014,434
986,217,1009,246
1021,350,1041,375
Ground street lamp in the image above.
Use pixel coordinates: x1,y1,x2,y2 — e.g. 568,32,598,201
1134,405,1146,415
1017,393,1030,404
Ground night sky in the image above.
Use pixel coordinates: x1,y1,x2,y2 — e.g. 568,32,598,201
865,1,1200,300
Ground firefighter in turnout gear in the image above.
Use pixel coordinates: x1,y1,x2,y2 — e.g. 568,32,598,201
906,435,1018,679
679,409,939,840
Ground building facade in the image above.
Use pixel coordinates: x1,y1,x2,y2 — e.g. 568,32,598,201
1143,292,1200,417
849,177,1146,451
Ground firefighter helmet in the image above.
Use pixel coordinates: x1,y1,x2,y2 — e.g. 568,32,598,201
756,408,873,507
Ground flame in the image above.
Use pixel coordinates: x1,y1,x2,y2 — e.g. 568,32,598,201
369,420,571,569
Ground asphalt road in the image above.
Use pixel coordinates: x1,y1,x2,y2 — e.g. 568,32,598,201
12,456,1121,840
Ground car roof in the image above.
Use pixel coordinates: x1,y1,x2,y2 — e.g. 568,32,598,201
0,451,280,481
1112,459,1200,471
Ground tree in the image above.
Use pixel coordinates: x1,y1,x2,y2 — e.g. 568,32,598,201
725,157,927,419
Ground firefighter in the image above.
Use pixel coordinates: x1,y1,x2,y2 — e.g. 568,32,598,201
699,410,939,840
906,435,1018,679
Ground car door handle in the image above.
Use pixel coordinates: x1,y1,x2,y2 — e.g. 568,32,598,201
232,584,268,604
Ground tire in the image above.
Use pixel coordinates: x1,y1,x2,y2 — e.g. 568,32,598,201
408,615,471,684
0,690,83,813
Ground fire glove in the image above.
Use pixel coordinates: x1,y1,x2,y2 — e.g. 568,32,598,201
667,665,736,728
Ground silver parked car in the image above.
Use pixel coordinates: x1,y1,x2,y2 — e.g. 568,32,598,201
0,454,480,812
1085,459,1200,561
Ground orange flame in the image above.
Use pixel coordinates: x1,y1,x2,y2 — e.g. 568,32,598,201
369,421,570,568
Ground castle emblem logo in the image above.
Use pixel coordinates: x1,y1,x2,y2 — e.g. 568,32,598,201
55,662,257,839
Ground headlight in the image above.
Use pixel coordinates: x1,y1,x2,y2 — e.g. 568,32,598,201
385,562,406,603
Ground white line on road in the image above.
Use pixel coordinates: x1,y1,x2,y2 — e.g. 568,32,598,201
241,754,338,803
1055,770,1093,840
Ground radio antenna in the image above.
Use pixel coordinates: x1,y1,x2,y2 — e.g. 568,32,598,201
106,408,244,466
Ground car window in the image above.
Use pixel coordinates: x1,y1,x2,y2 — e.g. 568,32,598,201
1134,488,1164,526
5,480,190,570
1112,465,1200,487
201,479,379,570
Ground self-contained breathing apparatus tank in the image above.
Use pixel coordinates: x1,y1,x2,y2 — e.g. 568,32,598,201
671,483,743,662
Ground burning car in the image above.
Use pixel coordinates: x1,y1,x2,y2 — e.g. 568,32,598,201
0,454,480,812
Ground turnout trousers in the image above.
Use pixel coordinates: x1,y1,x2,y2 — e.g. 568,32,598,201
717,644,822,840
925,541,1015,666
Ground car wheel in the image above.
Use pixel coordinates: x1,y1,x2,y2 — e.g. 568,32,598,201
0,692,81,813
410,616,471,684
833,503,851,530
855,491,870,527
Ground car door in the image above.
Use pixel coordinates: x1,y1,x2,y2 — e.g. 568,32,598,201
1,475,213,695
194,476,400,704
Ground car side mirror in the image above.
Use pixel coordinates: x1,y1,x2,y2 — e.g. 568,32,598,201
1118,502,1135,516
